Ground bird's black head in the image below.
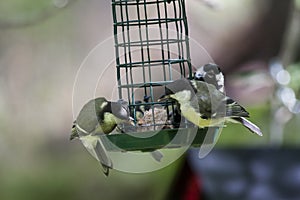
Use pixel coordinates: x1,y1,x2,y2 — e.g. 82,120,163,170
194,63,222,85
203,63,221,74
203,63,221,79
194,63,218,81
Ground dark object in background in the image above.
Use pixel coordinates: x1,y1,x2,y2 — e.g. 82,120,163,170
215,0,293,74
188,148,300,200
166,159,204,200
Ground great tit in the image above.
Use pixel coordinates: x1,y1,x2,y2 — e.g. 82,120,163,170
194,63,225,93
70,97,131,176
194,63,262,135
165,63,225,128
159,78,262,136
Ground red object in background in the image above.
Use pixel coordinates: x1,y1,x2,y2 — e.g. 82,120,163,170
183,172,202,200
166,159,204,200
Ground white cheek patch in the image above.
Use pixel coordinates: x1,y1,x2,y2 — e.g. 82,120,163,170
195,67,205,78
100,101,108,109
216,73,225,92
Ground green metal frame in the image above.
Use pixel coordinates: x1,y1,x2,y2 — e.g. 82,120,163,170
112,0,191,101
107,0,213,151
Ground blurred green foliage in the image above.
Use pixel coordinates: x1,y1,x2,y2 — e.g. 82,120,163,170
0,140,183,200
287,63,300,99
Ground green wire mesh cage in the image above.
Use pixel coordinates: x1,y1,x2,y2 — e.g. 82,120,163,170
106,0,217,151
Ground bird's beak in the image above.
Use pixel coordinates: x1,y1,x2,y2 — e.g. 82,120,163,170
128,116,136,126
70,132,78,140
158,94,170,102
70,127,79,140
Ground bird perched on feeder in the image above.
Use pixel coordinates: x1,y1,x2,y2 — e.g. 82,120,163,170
164,63,225,128
70,97,132,176
159,77,262,136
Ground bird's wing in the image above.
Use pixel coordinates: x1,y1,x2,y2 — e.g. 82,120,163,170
192,80,249,118
190,80,225,118
76,100,102,133
224,98,249,118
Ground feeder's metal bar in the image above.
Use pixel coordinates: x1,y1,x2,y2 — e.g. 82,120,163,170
135,1,148,97
112,0,123,99
124,1,135,104
172,0,183,76
150,0,166,130
114,0,167,6
164,0,172,104
134,0,147,119
115,38,186,47
164,0,171,81
143,0,155,126
156,0,167,84
130,101,166,107
178,0,185,76
118,80,173,89
117,58,189,67
119,1,131,103
115,18,182,26
181,0,192,79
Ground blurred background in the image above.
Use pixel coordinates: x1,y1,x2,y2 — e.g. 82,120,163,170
1,0,300,199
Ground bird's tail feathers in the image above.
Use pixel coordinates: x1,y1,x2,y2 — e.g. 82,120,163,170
233,117,263,136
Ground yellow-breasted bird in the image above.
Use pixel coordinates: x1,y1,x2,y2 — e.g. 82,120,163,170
159,77,262,136
70,97,131,176
194,63,262,135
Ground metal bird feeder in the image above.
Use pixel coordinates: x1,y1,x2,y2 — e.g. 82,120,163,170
104,0,217,151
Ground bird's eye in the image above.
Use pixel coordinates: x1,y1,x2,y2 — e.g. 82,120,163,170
194,72,202,79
